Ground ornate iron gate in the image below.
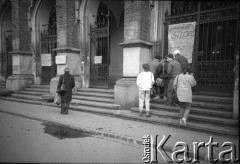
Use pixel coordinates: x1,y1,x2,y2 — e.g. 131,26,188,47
165,1,239,93
5,30,12,78
89,4,110,88
40,23,57,84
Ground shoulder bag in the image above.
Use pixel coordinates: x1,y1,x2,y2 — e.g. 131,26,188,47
57,77,66,94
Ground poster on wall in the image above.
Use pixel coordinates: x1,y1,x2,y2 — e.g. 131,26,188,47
41,54,52,66
94,56,102,64
168,22,196,63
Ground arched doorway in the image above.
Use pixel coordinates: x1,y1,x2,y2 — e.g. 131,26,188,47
86,0,124,88
0,2,12,80
34,0,57,85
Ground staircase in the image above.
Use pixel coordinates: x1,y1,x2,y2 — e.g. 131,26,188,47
0,84,238,137
0,81,6,91
131,92,238,137
0,85,120,113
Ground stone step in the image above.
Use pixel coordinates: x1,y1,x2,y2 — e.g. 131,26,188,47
149,103,232,118
24,87,50,93
17,90,49,96
116,111,238,137
131,107,237,127
73,92,114,98
195,91,233,97
0,97,116,116
78,88,114,94
192,95,233,104
151,99,233,111
28,85,50,89
192,101,232,110
10,93,118,110
72,95,114,103
70,99,120,110
11,93,43,101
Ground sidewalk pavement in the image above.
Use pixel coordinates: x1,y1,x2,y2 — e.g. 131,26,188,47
0,99,239,162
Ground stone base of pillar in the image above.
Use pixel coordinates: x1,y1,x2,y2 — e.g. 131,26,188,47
114,77,138,110
6,74,34,91
0,76,6,82
233,90,239,119
50,76,82,96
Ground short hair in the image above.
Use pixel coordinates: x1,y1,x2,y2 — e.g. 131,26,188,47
154,55,162,59
142,63,150,71
167,53,174,59
183,64,193,74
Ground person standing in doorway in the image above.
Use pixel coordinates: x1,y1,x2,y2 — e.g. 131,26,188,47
174,64,196,126
136,64,155,117
166,54,182,106
57,66,75,114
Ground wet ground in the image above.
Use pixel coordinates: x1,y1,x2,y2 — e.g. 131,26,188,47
0,112,144,163
43,122,95,139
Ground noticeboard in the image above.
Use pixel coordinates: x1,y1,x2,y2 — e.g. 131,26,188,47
41,54,52,66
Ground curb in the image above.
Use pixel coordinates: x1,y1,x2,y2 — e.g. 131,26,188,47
0,100,209,163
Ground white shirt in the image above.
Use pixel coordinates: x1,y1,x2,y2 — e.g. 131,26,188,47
136,71,155,90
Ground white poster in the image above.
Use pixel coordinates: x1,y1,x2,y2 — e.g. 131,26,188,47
94,56,102,64
55,54,67,64
168,22,196,63
41,54,52,66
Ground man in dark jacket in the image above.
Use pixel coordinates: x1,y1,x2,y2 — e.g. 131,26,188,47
149,55,162,98
57,66,75,114
166,54,182,106
173,49,188,69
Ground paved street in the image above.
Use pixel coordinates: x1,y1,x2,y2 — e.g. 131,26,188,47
0,112,145,163
0,99,239,163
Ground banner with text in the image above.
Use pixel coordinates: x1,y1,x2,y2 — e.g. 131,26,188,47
168,22,196,63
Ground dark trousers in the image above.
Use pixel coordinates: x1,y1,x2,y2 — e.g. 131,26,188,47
61,101,70,114
167,78,175,105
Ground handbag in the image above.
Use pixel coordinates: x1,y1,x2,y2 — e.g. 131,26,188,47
57,77,66,94
173,75,180,104
156,78,164,86
54,93,61,105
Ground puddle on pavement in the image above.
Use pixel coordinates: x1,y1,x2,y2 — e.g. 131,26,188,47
43,122,95,139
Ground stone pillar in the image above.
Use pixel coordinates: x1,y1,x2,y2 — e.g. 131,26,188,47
6,0,34,91
50,0,81,96
114,1,153,110
233,50,239,119
150,1,171,58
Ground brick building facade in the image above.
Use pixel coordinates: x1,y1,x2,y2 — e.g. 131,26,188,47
0,0,239,117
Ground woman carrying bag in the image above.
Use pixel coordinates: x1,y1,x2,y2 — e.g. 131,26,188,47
173,64,196,126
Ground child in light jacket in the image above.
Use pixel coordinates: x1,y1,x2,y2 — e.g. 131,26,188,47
136,64,155,117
